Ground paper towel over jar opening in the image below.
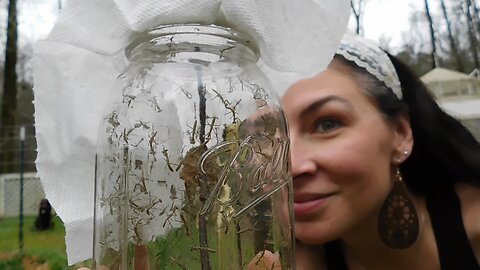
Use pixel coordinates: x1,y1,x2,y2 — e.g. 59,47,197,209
33,0,350,264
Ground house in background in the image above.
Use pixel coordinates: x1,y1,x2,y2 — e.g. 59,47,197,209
421,67,480,141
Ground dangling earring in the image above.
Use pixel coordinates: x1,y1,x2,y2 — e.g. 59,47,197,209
378,168,419,249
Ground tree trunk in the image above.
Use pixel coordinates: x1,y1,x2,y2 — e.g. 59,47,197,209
1,0,18,173
465,0,480,68
472,0,480,39
424,0,438,69
440,0,465,71
350,0,366,35
350,0,361,35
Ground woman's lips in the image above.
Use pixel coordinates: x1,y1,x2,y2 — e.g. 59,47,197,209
293,193,333,217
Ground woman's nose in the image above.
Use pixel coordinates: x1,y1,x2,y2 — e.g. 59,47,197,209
289,135,317,178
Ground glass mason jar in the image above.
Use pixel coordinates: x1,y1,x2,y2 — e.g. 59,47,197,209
93,24,295,270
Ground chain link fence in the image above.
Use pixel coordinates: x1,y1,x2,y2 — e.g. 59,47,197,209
0,124,43,218
0,172,44,217
0,124,37,174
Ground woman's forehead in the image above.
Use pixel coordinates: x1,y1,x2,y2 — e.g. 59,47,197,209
284,66,362,100
281,65,380,117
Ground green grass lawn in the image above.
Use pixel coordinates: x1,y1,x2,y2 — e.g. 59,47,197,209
0,215,90,270
0,213,276,269
0,215,246,270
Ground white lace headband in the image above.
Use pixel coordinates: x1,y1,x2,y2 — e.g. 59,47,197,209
336,34,403,100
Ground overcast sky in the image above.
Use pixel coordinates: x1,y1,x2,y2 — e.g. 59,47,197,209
11,0,424,48
361,0,423,47
10,0,480,49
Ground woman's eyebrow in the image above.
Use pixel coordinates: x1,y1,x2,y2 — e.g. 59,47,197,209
300,95,353,118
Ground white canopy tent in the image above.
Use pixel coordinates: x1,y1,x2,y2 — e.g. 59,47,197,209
421,68,480,139
470,68,480,79
440,98,480,141
420,67,480,99
438,98,480,120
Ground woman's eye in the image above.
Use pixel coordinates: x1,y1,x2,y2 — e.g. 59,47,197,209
314,119,341,133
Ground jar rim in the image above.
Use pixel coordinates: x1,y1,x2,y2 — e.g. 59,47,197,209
125,24,259,60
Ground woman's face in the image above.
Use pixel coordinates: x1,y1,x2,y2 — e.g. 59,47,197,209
282,60,412,244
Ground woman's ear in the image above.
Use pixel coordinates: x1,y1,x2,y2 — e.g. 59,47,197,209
391,112,413,164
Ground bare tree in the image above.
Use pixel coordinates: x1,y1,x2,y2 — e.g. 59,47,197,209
0,1,8,54
471,0,480,42
399,0,480,73
465,0,480,68
440,0,465,71
424,0,438,68
350,0,367,35
1,0,18,173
